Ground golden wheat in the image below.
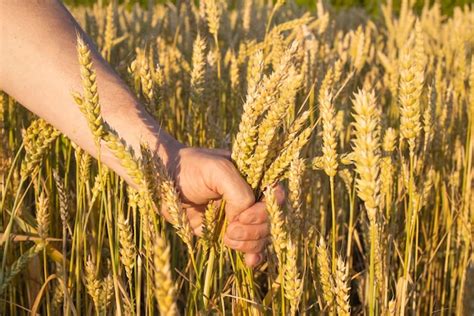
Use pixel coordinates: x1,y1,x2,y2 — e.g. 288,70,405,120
1,1,472,315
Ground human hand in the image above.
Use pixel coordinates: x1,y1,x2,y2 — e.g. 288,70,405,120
162,146,284,267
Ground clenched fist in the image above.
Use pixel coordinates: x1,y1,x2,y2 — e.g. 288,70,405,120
162,147,284,267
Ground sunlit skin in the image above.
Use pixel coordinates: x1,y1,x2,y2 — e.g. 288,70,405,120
0,0,284,267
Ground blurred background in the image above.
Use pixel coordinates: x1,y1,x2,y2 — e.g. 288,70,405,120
63,0,473,15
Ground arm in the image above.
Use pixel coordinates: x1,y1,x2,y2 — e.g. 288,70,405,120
0,0,272,267
0,0,178,182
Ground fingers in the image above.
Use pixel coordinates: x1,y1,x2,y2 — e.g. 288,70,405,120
207,158,255,222
244,253,263,267
226,221,270,241
224,235,269,253
185,207,205,236
274,183,286,205
199,148,231,159
238,183,284,225
223,182,285,268
224,220,270,253
262,183,286,205
238,202,268,224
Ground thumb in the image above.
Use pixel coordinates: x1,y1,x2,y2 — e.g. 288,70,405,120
207,158,255,222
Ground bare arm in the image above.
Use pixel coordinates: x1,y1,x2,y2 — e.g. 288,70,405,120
0,0,179,184
0,0,274,267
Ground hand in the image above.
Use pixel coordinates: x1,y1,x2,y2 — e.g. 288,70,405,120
162,147,284,267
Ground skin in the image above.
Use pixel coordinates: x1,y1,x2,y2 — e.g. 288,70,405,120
0,0,284,267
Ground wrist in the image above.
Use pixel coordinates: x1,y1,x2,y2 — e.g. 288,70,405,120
141,126,185,172
101,96,184,179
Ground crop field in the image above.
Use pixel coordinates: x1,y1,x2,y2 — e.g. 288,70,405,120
0,0,473,315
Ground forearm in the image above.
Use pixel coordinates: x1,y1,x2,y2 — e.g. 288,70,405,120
0,0,180,185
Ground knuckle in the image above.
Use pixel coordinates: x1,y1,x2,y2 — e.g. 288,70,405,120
228,224,245,240
275,184,286,205
241,229,250,240
216,157,235,173
241,241,253,253
234,241,246,251
251,241,264,253
258,205,269,221
253,227,264,239
237,230,247,241
224,237,242,250
242,194,256,210
216,158,255,206
241,212,254,224
194,226,203,237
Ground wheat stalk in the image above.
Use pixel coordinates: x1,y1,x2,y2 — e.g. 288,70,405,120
351,89,381,223
287,157,305,236
190,34,207,106
350,89,381,315
316,236,334,311
118,212,136,281
202,202,218,249
102,3,116,61
203,0,221,39
265,187,288,264
284,238,302,315
84,257,101,311
99,272,114,313
399,45,423,154
36,191,50,242
0,245,43,295
247,67,302,188
334,256,350,316
261,126,312,189
75,35,105,145
20,119,60,178
233,43,298,179
142,147,194,250
320,90,338,177
153,234,179,316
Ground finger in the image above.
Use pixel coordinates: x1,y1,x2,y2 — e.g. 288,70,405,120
185,207,204,236
238,202,268,225
200,148,231,159
261,183,285,206
226,221,270,241
245,253,263,268
223,236,268,253
206,158,255,222
274,183,286,206
194,225,203,237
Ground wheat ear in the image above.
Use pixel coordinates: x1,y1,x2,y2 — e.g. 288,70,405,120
118,212,136,281
0,245,42,295
84,258,101,311
75,35,105,145
319,90,338,177
351,89,381,223
284,238,302,315
334,256,350,316
261,126,312,189
247,67,302,188
316,236,335,311
36,191,50,242
399,45,423,154
153,235,179,316
21,119,60,178
265,187,288,264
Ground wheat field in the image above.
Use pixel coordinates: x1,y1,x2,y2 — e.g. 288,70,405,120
0,0,473,315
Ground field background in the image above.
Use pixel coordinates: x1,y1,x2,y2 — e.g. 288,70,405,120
64,0,473,15
1,0,473,315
